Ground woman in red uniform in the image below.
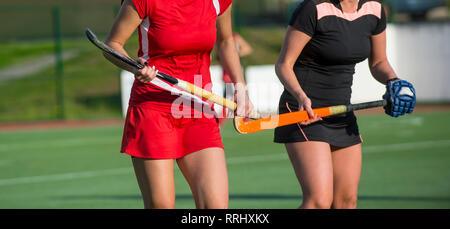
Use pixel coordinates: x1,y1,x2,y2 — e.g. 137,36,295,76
104,0,254,209
275,0,415,209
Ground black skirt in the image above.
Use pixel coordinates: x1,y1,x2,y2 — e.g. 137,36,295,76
273,91,362,147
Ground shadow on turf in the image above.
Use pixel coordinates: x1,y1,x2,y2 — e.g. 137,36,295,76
57,194,450,202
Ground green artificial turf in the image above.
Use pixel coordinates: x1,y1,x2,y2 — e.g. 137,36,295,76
0,112,449,209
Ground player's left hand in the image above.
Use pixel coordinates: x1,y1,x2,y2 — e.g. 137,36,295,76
383,78,416,117
234,83,255,118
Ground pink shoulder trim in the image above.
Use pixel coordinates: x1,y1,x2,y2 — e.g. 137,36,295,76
316,1,381,21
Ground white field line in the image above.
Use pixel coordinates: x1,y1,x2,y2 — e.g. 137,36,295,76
0,136,117,152
0,168,131,186
0,139,449,186
363,139,450,153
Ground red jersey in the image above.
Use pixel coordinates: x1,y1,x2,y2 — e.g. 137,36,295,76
128,0,232,115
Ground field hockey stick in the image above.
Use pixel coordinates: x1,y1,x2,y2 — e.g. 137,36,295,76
234,100,387,134
85,28,260,119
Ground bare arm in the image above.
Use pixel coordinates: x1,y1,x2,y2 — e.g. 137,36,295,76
275,26,319,123
234,34,253,57
275,26,310,102
216,6,246,85
216,5,254,117
370,30,416,117
369,30,398,85
104,0,155,83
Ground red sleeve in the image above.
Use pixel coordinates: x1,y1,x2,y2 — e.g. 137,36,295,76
130,0,148,19
219,0,232,16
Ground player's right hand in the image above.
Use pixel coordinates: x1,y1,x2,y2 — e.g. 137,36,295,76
135,58,157,83
383,78,416,117
296,94,322,125
234,83,255,118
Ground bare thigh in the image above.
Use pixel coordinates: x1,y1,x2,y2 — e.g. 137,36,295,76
285,141,334,209
131,157,175,209
331,144,362,209
176,147,229,209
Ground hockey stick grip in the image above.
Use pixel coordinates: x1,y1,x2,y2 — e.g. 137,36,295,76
156,71,179,85
346,100,387,112
328,100,387,116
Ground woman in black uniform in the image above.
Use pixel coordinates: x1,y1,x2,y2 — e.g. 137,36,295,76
275,0,416,209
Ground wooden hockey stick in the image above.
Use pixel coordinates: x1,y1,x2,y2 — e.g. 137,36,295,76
86,28,259,119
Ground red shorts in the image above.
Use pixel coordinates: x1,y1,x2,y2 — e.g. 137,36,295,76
120,105,224,159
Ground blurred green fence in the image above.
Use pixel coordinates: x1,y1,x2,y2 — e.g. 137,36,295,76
0,0,448,123
0,3,119,41
233,0,293,30
0,0,293,42
0,0,293,123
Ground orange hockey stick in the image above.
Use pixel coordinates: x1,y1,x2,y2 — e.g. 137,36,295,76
234,100,387,134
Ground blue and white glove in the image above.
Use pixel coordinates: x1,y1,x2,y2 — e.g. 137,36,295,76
383,78,416,117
